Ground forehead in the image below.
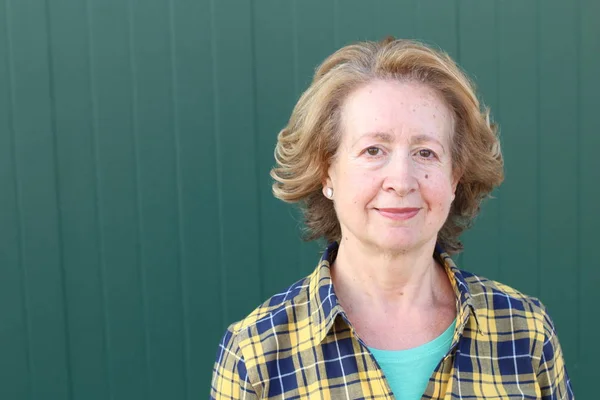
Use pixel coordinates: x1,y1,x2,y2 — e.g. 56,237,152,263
339,79,454,145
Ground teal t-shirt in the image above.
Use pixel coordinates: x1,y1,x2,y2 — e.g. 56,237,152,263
368,319,456,400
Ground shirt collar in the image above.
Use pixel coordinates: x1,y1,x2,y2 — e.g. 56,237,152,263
308,241,486,345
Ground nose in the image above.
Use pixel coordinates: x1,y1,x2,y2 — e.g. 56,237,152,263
381,153,418,197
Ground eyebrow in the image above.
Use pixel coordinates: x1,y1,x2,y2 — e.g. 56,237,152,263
352,132,395,146
411,134,446,153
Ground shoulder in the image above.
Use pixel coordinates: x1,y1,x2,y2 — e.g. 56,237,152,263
461,269,543,307
230,276,311,335
218,275,313,356
213,274,313,392
458,268,555,342
450,269,573,396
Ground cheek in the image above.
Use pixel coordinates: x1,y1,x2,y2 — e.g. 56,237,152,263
342,170,380,203
420,174,454,208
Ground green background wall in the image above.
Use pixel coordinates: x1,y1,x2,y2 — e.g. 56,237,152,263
1,0,598,398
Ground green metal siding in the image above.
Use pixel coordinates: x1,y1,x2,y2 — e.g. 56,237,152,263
0,0,597,398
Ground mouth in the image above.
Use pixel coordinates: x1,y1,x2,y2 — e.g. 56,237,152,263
374,207,421,221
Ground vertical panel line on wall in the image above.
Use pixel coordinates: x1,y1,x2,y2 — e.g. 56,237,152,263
249,0,264,302
333,0,338,47
3,0,32,395
455,0,461,63
84,0,113,396
413,1,419,44
126,0,151,393
575,0,582,364
209,0,226,328
43,0,73,397
535,0,542,296
166,0,190,396
291,0,299,95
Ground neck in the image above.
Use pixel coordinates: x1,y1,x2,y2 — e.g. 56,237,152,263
331,236,448,313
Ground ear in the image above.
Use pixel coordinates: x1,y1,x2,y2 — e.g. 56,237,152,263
322,175,333,197
322,161,336,190
450,168,462,195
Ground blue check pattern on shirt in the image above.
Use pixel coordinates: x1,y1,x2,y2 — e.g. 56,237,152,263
210,242,574,399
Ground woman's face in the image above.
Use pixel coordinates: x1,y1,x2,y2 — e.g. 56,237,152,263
325,79,458,253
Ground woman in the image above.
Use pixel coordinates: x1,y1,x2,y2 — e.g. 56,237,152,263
211,38,573,399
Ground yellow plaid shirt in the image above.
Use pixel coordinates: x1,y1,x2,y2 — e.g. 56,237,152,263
211,242,573,399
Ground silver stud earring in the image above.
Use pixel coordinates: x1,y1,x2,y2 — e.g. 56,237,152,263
325,187,334,199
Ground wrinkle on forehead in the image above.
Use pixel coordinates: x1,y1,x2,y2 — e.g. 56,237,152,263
339,79,455,149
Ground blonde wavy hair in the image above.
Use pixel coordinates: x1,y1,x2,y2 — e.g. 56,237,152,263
270,38,503,254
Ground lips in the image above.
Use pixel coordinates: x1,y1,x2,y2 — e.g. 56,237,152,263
375,207,421,221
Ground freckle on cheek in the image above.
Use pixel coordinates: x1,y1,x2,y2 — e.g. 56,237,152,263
425,174,429,179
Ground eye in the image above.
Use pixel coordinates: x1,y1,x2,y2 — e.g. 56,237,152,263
366,147,382,156
417,149,436,159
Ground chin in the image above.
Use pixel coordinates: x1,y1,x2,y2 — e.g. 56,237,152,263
367,232,424,253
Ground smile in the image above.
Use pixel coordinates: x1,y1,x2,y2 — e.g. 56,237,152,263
374,207,421,221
